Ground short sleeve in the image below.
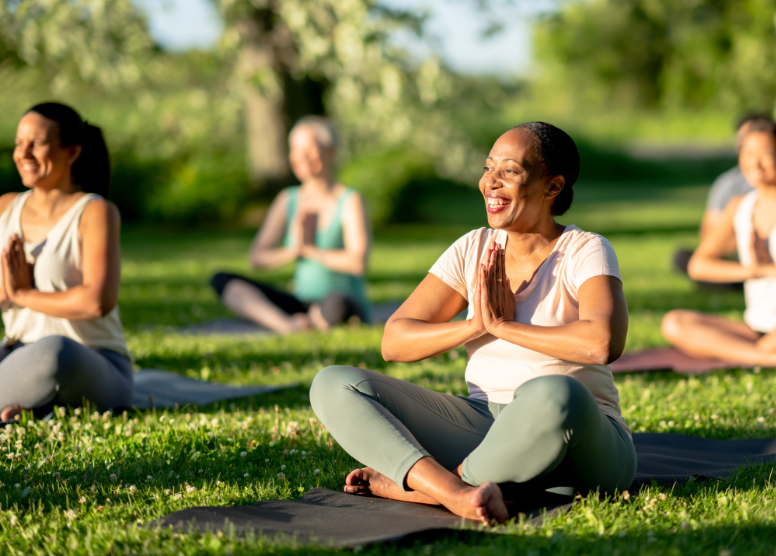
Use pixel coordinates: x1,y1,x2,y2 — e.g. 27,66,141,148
572,236,621,290
429,233,471,300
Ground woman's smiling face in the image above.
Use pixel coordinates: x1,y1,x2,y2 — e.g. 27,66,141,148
13,112,77,190
478,127,562,231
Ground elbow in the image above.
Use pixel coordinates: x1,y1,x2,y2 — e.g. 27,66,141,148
587,338,614,366
686,256,704,280
381,339,397,362
86,300,115,319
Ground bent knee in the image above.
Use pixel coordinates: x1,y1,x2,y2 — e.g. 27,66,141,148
661,309,696,342
310,365,371,412
513,375,597,426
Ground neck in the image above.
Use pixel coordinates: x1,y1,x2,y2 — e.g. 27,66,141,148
300,174,336,193
503,217,565,257
30,180,82,216
757,185,776,203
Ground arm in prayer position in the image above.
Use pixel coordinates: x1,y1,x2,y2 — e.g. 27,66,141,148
2,200,121,320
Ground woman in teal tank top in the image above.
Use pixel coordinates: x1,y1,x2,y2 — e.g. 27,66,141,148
210,116,372,333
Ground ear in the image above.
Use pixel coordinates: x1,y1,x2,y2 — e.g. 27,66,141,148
66,145,82,165
545,175,565,201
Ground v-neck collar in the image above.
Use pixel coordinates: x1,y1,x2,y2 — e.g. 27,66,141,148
493,225,573,301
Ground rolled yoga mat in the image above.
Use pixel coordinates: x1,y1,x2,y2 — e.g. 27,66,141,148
610,347,754,375
149,432,776,547
131,370,295,409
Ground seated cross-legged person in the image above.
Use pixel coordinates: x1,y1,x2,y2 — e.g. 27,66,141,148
210,116,371,333
662,118,776,366
310,123,636,524
0,102,133,422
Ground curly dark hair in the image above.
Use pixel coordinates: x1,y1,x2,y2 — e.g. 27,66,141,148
514,122,580,216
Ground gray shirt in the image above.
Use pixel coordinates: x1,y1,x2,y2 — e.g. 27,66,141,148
706,166,754,212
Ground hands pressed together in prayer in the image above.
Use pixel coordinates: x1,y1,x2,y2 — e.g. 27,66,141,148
748,230,776,279
471,241,515,338
0,234,34,305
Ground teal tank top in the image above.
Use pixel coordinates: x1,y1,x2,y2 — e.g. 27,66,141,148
284,186,371,321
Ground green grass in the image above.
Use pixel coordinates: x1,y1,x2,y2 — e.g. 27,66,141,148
3,180,776,555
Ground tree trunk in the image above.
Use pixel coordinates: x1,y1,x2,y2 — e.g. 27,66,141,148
237,16,289,190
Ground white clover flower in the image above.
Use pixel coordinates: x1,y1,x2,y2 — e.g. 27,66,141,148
276,472,286,481
164,489,171,495
78,496,86,504
109,474,117,482
173,493,182,501
281,465,286,470
14,483,20,488
265,459,269,463
128,485,137,494
87,446,94,454
9,515,18,526
146,475,153,482
240,452,247,458
313,469,320,475
65,509,77,521
244,473,249,478
211,419,219,426
53,472,60,480
74,408,82,416
186,485,196,493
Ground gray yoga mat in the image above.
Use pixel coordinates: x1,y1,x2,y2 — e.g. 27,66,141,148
150,432,776,546
131,370,294,409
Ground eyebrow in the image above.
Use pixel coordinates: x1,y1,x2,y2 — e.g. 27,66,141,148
486,157,520,163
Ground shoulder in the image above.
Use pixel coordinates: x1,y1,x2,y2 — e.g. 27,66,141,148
442,227,497,264
711,166,744,189
80,198,120,228
0,192,20,218
561,226,614,255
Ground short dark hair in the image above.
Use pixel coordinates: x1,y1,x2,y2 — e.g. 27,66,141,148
513,122,580,216
25,102,110,197
736,112,772,131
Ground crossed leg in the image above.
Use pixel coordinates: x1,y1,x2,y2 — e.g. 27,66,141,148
310,366,635,525
662,309,776,365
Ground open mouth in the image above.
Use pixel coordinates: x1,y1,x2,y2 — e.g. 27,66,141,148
485,195,511,214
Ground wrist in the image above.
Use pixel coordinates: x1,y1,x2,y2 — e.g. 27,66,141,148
10,287,32,305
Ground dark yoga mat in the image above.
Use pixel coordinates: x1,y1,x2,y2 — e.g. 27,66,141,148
150,433,776,547
150,486,571,547
611,347,754,375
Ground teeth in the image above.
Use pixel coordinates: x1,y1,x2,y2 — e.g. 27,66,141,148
487,198,510,206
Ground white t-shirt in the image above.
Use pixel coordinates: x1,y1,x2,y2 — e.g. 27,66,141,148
429,225,629,434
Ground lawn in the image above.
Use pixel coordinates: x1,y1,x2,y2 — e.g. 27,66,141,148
2,178,776,555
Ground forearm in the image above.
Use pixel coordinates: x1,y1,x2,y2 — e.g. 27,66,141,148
688,257,753,282
490,320,617,365
303,247,365,275
382,318,481,362
11,287,110,320
251,247,298,269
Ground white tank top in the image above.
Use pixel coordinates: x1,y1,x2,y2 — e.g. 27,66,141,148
734,190,776,333
0,191,131,360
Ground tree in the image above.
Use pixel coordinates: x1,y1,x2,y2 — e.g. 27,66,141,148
213,0,483,192
533,0,776,113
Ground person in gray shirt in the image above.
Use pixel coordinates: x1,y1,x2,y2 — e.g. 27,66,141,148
673,114,769,288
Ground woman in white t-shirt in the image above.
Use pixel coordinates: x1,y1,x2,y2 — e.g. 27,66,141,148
662,119,776,365
310,123,636,524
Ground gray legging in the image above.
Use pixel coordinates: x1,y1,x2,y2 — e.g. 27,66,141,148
0,335,134,412
311,367,636,495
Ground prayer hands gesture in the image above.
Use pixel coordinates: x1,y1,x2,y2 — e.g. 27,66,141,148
748,230,776,278
471,241,515,336
1,234,34,304
291,212,319,259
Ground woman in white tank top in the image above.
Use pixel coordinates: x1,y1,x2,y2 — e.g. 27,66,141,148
663,119,776,365
0,103,133,422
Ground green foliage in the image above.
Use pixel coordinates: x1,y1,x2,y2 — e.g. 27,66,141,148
534,0,776,112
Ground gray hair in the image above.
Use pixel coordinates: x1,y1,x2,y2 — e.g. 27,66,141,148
289,116,339,150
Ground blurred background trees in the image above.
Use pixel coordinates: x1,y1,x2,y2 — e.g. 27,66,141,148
0,0,774,227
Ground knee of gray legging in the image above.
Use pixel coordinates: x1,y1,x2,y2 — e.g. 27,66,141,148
310,365,371,418
511,375,598,432
32,335,85,382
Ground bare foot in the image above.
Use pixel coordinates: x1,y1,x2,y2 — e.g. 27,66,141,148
344,467,439,505
288,313,313,332
468,482,509,524
1,405,25,422
308,304,329,332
